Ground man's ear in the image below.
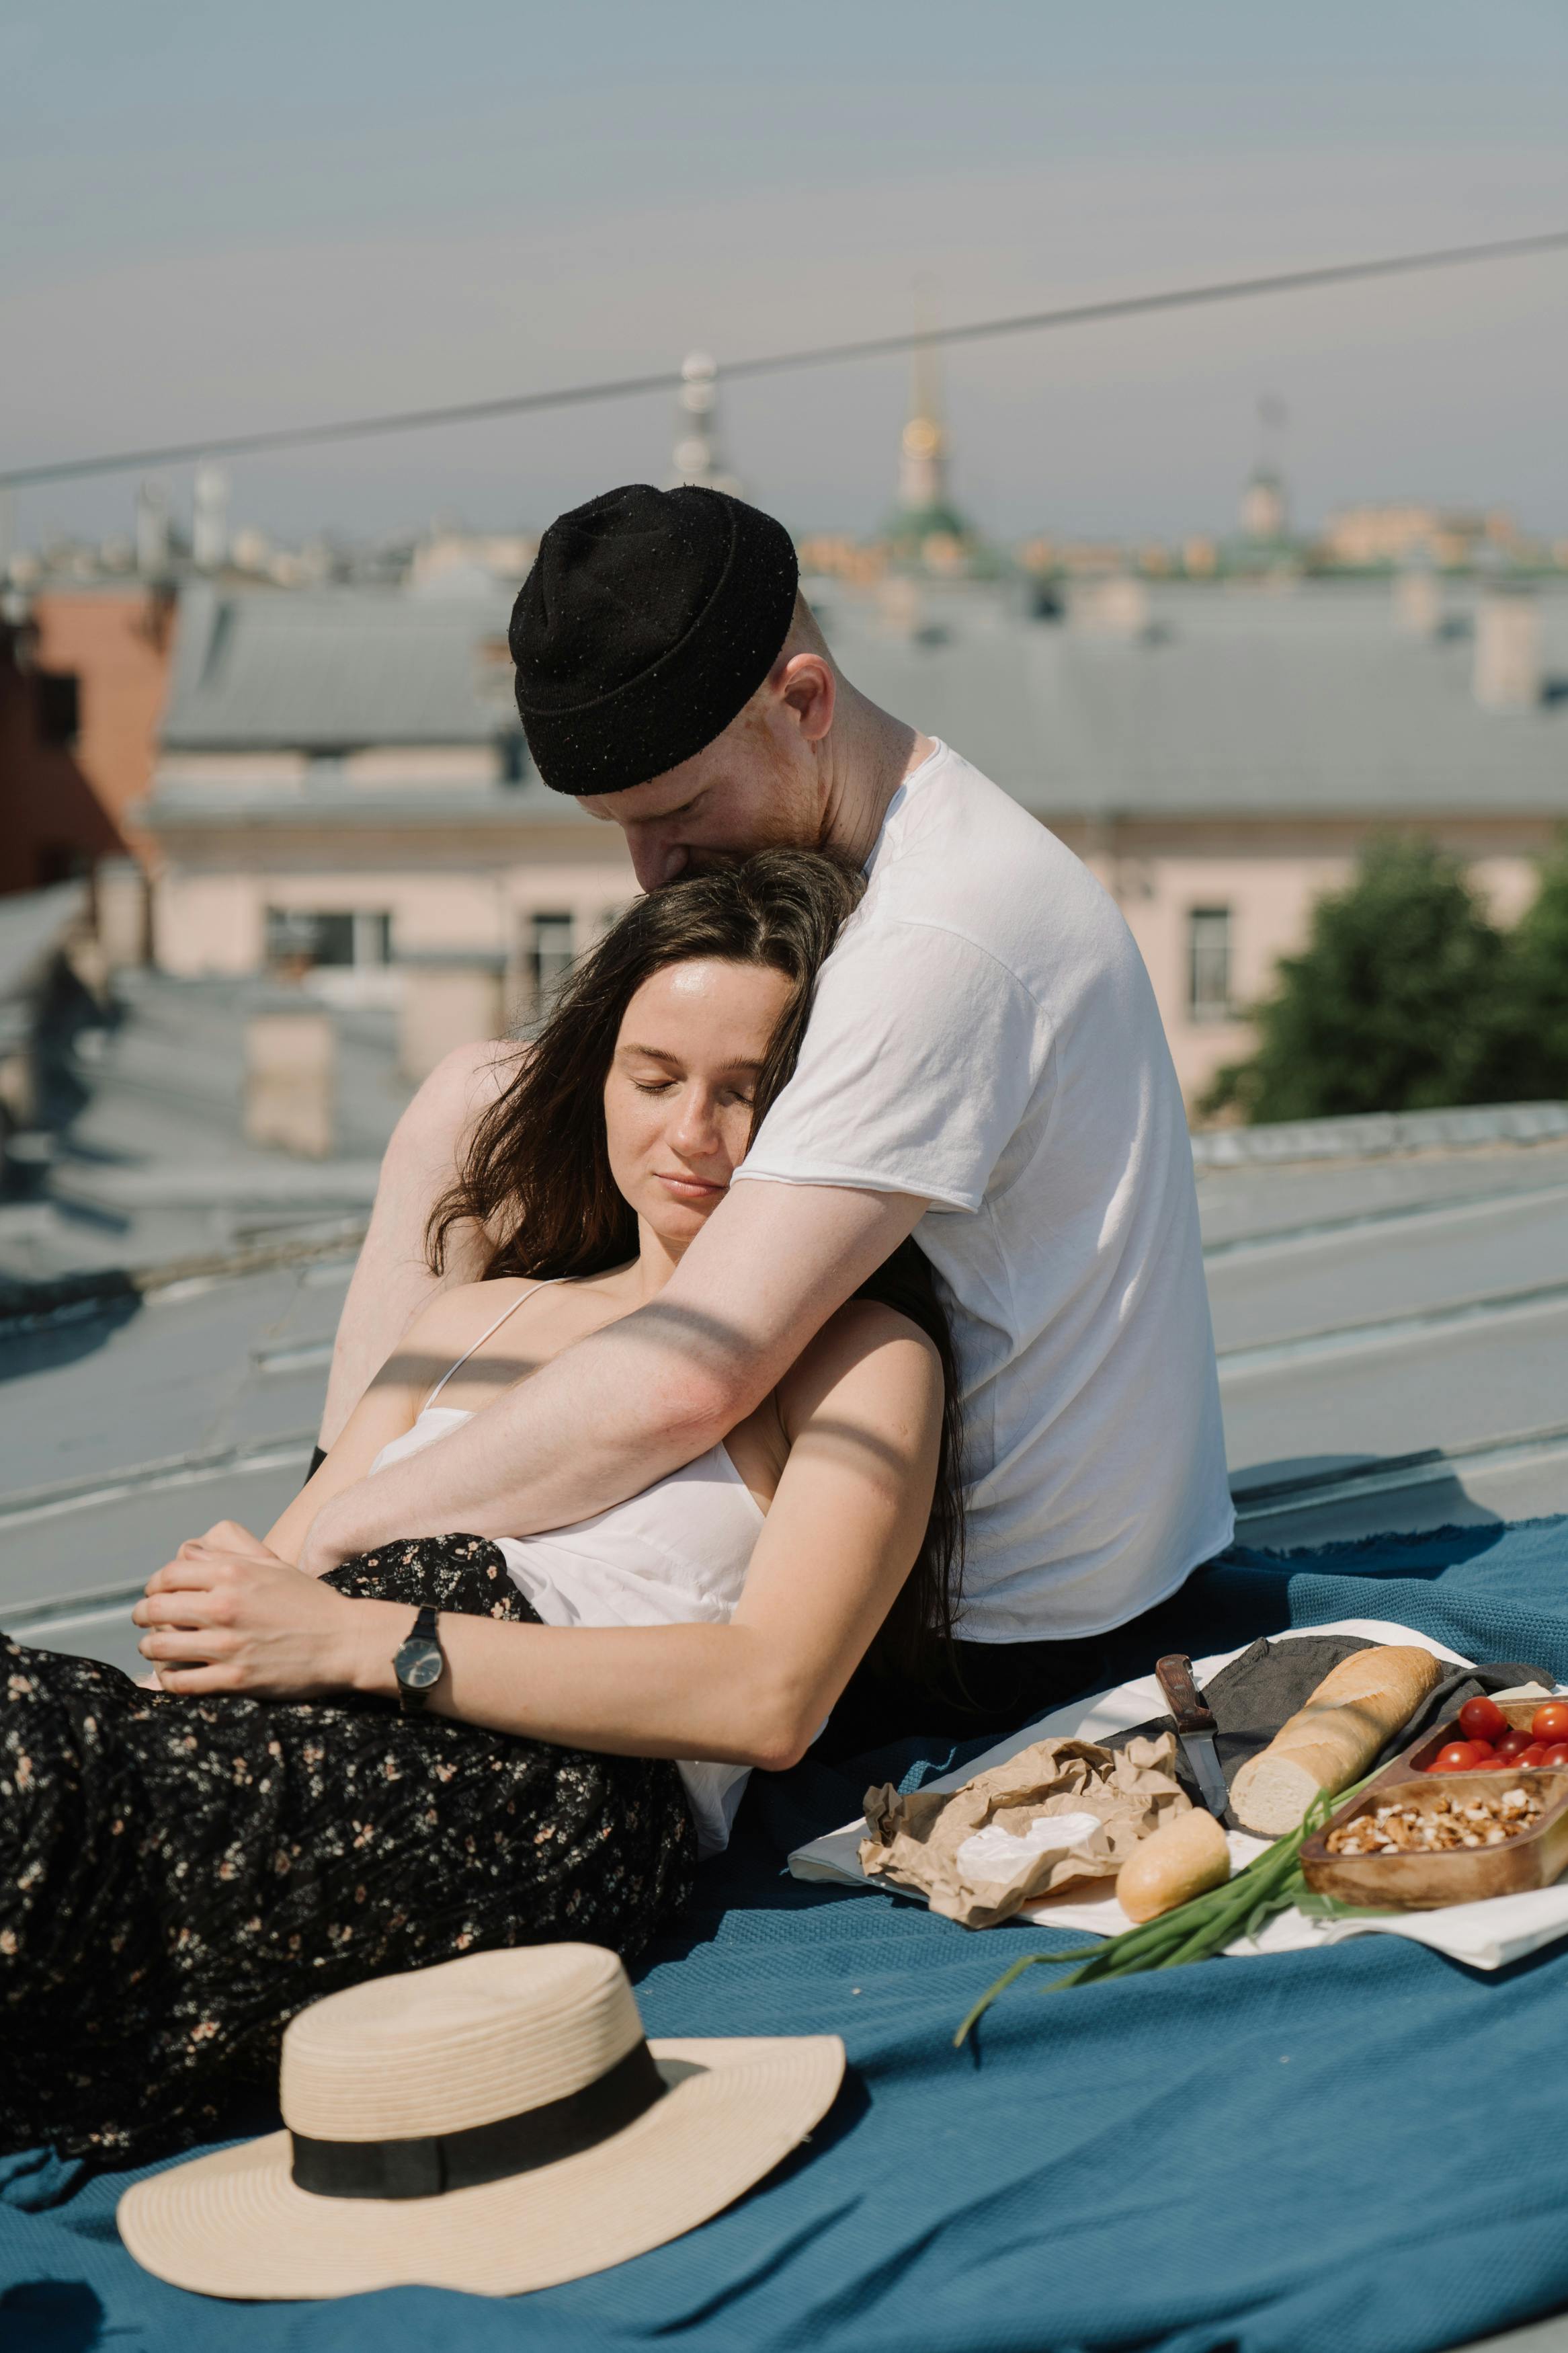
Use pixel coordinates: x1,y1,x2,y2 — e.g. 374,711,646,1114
777,652,835,744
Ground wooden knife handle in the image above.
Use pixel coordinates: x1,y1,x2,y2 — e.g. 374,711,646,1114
1155,1653,1217,1738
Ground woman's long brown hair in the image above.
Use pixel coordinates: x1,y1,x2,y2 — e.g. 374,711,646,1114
427,846,964,1690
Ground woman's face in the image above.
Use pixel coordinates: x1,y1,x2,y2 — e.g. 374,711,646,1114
604,957,794,1251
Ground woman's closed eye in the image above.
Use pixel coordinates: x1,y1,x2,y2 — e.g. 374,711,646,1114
629,1074,755,1107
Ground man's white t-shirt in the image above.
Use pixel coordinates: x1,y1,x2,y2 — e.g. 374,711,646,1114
735,740,1233,1643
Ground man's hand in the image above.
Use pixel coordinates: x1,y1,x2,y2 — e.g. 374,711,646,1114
132,1520,368,1698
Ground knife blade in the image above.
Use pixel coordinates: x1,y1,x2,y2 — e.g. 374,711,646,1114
1155,1653,1233,1823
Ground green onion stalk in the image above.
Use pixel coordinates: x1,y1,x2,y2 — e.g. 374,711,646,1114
954,1779,1381,2047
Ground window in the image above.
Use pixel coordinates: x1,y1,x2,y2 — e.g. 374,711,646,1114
352,912,393,968
36,670,79,747
265,910,391,970
1187,908,1232,1023
527,912,575,1011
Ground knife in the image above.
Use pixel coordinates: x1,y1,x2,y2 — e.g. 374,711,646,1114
1155,1654,1233,1823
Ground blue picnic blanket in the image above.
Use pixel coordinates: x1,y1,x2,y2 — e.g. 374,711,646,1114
9,1515,1568,2353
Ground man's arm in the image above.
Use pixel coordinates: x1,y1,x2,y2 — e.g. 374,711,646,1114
318,1039,513,1449
136,1302,941,1769
298,1177,927,1572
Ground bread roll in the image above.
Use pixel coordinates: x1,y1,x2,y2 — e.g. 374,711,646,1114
1117,1808,1230,1922
1230,1646,1443,1835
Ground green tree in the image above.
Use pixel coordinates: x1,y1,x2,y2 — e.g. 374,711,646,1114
1202,837,1516,1123
1492,833,1568,1096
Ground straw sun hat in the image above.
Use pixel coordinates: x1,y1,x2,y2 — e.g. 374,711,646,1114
118,1944,845,2301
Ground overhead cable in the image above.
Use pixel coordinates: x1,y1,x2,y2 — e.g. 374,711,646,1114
5,225,1567,490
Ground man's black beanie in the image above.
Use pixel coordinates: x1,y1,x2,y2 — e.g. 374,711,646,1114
509,483,799,795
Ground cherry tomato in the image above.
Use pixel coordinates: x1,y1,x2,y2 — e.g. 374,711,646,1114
1532,1704,1568,1743
1539,1745,1568,1770
1495,1729,1534,1761
1434,1742,1484,1773
1459,1697,1508,1744
1517,1744,1548,1767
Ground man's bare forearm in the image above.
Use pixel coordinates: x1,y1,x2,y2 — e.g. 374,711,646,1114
300,1178,925,1570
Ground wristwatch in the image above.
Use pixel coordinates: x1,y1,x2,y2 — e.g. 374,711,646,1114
393,1605,446,1713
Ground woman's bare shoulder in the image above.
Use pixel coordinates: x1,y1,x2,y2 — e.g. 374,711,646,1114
775,1296,943,1429
370,1275,541,1384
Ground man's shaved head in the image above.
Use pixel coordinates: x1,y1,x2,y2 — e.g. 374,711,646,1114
781,592,833,664
574,592,842,889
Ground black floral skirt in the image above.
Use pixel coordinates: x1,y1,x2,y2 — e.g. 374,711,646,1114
0,1535,696,2164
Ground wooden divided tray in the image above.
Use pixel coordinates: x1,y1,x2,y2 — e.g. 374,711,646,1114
1300,1703,1568,1907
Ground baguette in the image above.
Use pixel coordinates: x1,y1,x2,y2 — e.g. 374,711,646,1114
1229,1645,1443,1835
1116,1806,1230,1922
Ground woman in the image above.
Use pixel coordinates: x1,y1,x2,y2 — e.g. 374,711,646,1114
1,850,961,2162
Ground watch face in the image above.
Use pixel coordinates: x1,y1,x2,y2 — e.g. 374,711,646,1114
396,1639,444,1691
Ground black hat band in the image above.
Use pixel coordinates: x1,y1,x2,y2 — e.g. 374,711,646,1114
290,2038,669,2200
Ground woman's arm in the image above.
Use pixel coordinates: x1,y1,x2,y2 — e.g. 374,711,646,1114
262,1384,418,1564
263,1281,497,1560
148,1367,423,1610
317,1039,515,1447
135,1302,944,1771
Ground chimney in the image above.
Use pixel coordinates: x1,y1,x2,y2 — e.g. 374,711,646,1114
245,1014,336,1158
135,479,171,577
1393,566,1442,639
1068,573,1151,639
1473,586,1541,713
192,465,229,571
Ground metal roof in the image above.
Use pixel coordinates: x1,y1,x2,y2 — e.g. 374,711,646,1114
161,581,519,750
0,967,407,1289
5,1111,1568,1679
158,573,1568,815
0,878,88,998
817,580,1568,819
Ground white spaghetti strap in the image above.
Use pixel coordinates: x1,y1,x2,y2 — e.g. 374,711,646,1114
423,1281,549,1410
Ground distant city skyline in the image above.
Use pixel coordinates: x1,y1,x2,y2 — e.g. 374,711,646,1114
4,1,1566,547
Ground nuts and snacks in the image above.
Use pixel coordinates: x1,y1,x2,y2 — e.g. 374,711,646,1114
1326,1785,1544,1856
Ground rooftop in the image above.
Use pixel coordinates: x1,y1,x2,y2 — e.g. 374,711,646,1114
0,966,409,1286
161,580,519,751
149,575,1568,828
813,576,1568,820
5,1103,1567,1680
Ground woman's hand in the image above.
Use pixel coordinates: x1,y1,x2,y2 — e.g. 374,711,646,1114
132,1521,369,1698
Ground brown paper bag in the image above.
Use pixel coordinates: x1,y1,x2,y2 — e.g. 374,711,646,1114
858,1734,1189,1929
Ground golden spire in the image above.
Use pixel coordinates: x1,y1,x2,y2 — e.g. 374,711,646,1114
899,284,949,516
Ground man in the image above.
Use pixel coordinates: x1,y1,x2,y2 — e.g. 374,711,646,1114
301,483,1232,1730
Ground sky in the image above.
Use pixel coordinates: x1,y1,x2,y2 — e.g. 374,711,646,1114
3,1,1567,552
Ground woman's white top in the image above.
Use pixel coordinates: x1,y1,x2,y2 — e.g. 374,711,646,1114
366,1285,764,1858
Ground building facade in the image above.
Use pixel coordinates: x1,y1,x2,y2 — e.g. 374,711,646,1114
138,582,635,1072
133,569,1568,1109
807,571,1568,1104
